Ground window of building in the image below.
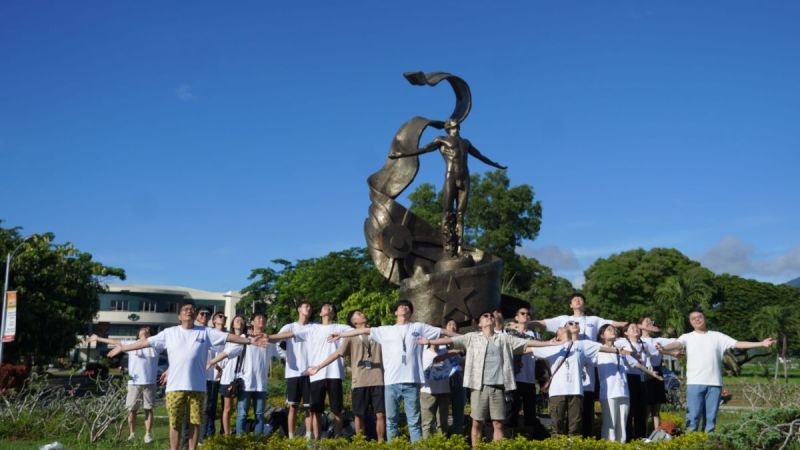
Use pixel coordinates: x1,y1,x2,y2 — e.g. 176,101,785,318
110,300,128,311
168,303,180,313
140,301,157,312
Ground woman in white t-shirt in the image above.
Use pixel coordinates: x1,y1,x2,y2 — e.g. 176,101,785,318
207,315,247,436
595,324,631,442
638,316,677,430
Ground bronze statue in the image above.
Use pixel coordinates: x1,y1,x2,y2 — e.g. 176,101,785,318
389,118,506,256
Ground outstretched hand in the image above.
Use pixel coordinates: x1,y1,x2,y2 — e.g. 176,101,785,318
416,337,430,346
327,334,341,343
106,346,122,358
763,337,776,348
249,334,268,348
87,334,98,343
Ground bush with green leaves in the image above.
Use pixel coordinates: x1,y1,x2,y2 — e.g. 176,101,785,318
201,432,713,450
711,407,800,450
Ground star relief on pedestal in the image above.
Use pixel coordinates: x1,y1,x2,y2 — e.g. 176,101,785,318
434,275,476,321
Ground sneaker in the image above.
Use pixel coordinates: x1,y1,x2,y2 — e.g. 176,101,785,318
127,433,136,441
143,433,153,444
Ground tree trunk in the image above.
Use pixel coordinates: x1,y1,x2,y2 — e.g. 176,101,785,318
782,334,789,383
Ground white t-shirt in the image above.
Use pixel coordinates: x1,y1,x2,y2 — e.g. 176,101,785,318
241,342,282,392
677,330,737,387
122,340,160,385
594,351,630,400
641,336,676,367
514,329,540,384
148,325,228,392
544,315,612,392
278,322,314,378
296,323,352,382
421,347,452,395
370,322,440,385
614,337,653,378
219,341,244,385
532,340,601,397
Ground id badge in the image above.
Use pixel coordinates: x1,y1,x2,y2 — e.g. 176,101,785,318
363,360,373,369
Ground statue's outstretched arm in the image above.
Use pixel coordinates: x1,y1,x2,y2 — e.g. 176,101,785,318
468,142,507,170
389,139,440,159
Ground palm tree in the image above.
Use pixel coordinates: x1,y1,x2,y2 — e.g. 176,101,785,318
750,305,800,382
654,272,714,337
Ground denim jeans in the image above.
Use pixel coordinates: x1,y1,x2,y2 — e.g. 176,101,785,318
236,391,267,434
685,384,722,432
385,383,422,442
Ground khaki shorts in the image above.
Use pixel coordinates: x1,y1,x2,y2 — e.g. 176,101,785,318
470,385,506,422
126,384,156,411
165,391,204,430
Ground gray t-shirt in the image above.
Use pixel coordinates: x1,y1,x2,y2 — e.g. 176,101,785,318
482,335,504,386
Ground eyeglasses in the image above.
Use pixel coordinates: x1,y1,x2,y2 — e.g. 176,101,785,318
566,321,579,326
198,312,211,316
481,313,494,319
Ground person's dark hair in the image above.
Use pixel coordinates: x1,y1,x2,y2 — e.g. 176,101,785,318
296,299,313,313
346,310,362,327
443,318,458,329
181,300,196,309
637,315,652,325
597,324,615,342
393,300,414,315
569,292,586,302
250,312,266,322
322,303,337,320
688,307,704,316
229,314,247,335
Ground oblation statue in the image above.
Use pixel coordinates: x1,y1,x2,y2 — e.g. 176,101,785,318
364,72,506,327
389,118,506,257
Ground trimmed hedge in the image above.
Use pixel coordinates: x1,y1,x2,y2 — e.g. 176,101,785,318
201,432,713,450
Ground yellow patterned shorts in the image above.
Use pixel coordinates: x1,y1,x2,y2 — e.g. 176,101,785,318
165,391,205,430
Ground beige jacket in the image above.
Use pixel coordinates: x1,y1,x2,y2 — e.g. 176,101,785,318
451,332,529,391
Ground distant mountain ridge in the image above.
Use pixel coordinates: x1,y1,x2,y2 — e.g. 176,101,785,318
788,277,800,288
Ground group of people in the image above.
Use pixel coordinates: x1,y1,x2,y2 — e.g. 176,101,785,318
100,293,774,450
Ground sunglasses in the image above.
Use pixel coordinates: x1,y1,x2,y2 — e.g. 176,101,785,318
481,313,494,319
566,321,579,326
518,312,530,316
198,312,211,316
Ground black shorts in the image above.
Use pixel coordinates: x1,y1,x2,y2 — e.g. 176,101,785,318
351,385,385,417
645,366,667,405
219,383,234,399
286,376,311,408
310,379,343,414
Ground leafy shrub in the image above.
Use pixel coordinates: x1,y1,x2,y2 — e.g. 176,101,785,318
201,432,712,449
711,407,800,450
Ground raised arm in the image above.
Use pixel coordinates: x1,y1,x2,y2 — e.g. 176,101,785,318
304,351,343,376
267,330,295,343
609,320,629,328
226,333,268,347
106,338,151,358
526,339,562,348
329,327,370,342
655,341,684,353
467,143,506,170
389,140,440,159
734,337,775,350
633,363,663,381
207,351,230,369
416,336,454,346
87,334,122,346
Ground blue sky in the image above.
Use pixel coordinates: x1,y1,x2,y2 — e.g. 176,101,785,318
2,1,798,291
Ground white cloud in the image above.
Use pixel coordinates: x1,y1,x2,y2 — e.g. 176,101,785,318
518,245,580,270
175,84,195,101
699,236,800,278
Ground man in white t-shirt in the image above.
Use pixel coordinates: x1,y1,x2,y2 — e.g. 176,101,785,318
531,292,627,438
656,309,774,432
107,302,269,450
276,300,315,439
331,300,454,443
293,303,352,439
504,306,547,438
89,326,160,444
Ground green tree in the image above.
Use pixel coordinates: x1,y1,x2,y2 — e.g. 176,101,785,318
583,248,712,323
0,222,125,365
653,270,715,336
240,248,396,330
750,305,800,382
505,255,576,321
408,170,543,291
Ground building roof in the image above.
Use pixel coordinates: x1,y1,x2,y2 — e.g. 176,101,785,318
103,283,241,301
